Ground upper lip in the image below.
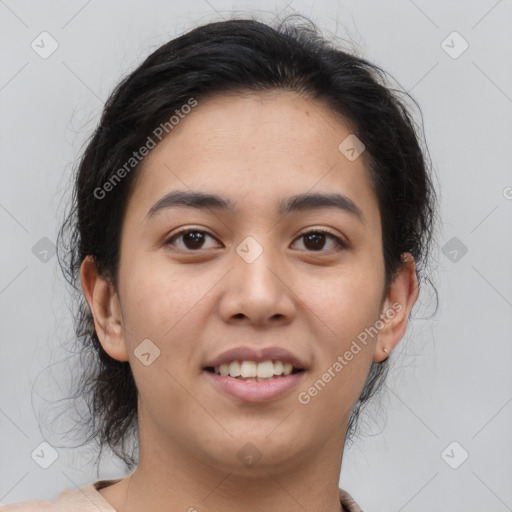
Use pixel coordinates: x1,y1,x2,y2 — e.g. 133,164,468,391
204,346,308,370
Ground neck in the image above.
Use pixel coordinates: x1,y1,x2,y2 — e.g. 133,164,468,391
111,430,347,512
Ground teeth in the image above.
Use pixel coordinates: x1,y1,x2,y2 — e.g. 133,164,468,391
240,361,257,378
256,361,274,379
228,361,241,377
212,360,298,378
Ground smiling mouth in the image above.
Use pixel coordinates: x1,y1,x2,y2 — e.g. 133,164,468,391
204,360,304,382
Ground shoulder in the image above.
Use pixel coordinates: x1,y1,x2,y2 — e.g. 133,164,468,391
2,483,364,512
339,487,365,512
0,480,120,512
0,499,52,511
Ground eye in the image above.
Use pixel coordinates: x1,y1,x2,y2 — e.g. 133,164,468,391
165,227,347,253
165,228,220,251
291,229,347,252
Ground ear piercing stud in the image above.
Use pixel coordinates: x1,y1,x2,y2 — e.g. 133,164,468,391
382,347,389,354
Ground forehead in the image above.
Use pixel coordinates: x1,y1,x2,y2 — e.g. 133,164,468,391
125,91,379,229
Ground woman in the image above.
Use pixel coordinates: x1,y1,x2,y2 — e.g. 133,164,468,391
2,14,437,512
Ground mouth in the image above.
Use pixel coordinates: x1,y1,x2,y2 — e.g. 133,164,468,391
202,349,307,402
203,346,308,402
204,360,305,382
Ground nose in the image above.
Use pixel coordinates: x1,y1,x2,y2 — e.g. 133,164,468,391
217,237,296,327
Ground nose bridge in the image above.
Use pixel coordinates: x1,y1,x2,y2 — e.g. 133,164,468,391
219,233,294,324
234,234,280,293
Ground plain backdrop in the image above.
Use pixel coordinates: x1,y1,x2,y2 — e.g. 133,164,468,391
1,1,511,511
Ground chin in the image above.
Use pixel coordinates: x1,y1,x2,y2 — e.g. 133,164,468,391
196,430,309,475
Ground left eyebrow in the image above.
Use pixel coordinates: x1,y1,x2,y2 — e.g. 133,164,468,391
145,189,365,225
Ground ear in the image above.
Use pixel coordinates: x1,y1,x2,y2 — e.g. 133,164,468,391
372,252,419,362
80,255,129,362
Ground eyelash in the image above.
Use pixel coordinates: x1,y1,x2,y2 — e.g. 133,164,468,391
164,227,347,253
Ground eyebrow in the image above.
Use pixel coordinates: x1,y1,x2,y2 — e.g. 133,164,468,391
145,189,365,224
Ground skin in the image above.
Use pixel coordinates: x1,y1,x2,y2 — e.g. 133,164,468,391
81,90,418,512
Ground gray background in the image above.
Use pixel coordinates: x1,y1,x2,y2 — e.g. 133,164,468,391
1,1,511,511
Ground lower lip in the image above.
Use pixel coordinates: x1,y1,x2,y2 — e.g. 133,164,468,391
203,370,305,403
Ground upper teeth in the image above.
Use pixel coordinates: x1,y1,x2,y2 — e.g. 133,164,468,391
214,360,294,378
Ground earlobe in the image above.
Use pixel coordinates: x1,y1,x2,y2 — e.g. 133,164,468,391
80,255,129,362
373,253,419,363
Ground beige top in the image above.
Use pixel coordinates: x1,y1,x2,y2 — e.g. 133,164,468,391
1,479,364,511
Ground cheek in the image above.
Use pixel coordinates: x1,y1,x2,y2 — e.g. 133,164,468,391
119,256,209,347
120,262,210,415
299,267,383,342
297,282,378,422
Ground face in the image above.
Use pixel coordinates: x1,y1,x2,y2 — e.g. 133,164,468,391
83,90,416,476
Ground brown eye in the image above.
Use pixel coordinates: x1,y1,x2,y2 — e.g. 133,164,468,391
166,229,219,251
165,228,346,253
292,230,346,252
